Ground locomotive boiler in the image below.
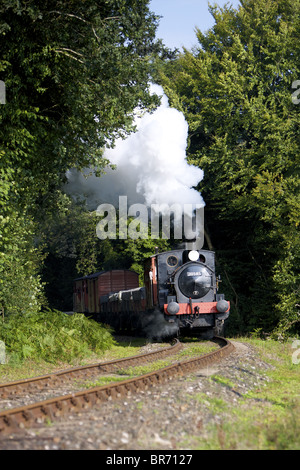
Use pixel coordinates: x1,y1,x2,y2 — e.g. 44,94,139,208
73,247,230,338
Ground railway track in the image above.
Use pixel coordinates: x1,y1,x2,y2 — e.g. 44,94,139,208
0,337,234,436
0,339,182,399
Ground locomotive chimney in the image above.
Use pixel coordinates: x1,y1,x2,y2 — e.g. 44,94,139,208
185,237,203,251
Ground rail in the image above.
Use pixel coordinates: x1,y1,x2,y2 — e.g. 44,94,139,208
0,337,234,435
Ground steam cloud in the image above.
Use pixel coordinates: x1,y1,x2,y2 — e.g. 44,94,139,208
66,84,204,218
142,309,179,340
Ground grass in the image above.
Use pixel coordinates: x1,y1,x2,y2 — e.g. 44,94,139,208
117,339,218,377
99,337,168,361
0,310,115,366
1,324,297,450
83,375,130,388
181,337,300,450
81,339,218,387
0,310,116,383
0,333,164,383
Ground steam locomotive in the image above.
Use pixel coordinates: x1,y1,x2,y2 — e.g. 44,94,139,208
73,247,230,338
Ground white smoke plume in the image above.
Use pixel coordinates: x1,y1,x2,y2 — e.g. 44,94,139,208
65,84,204,217
142,309,179,341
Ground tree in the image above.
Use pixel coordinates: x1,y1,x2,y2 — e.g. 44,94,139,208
41,194,172,310
159,0,300,335
0,0,165,315
0,0,163,209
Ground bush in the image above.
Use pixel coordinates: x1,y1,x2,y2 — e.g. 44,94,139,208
0,208,46,316
0,310,115,364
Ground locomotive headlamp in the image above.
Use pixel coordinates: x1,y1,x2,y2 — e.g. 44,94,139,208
167,301,180,315
216,300,229,313
188,250,199,261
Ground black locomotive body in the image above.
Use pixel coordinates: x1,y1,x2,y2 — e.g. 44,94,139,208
144,248,230,337
73,248,230,338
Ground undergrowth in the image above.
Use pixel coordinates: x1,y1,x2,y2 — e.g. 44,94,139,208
184,337,300,450
0,310,115,364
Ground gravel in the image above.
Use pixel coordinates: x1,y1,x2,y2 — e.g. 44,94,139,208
0,340,273,450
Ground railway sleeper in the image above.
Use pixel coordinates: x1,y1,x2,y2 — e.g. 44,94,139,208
81,394,93,407
21,410,35,423
40,404,55,421
95,390,107,402
0,415,21,433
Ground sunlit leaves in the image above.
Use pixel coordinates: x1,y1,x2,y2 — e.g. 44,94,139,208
160,0,300,334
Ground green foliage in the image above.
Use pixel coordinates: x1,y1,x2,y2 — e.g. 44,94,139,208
184,338,300,450
39,195,101,309
0,207,46,315
159,0,300,335
119,235,171,282
0,1,166,317
0,0,163,201
0,148,46,314
40,195,172,309
0,310,114,364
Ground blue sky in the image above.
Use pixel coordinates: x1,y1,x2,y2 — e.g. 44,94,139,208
149,0,241,50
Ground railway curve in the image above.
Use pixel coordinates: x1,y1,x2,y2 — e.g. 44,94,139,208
0,339,182,399
0,337,234,436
